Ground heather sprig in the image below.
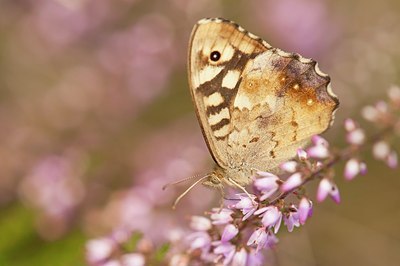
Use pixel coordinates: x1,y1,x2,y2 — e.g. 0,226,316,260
168,86,400,265
86,86,400,266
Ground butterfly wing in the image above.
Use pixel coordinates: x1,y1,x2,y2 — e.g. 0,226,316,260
188,18,268,168
227,44,339,172
188,18,339,176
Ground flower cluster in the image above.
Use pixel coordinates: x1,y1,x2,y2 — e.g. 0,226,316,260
85,86,400,265
86,228,150,266
168,86,400,265
174,148,323,265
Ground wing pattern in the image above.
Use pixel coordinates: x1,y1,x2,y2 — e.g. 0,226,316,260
188,18,339,182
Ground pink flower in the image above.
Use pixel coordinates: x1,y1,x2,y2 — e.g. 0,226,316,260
230,193,258,221
344,158,362,181
247,228,278,252
317,178,331,202
280,172,302,192
187,231,211,253
362,101,388,122
297,148,308,161
103,260,120,266
298,198,312,225
190,216,212,231
344,118,357,131
86,237,115,264
330,186,341,204
213,242,236,265
280,161,298,173
283,207,300,232
346,128,366,145
210,208,233,225
376,101,388,113
253,172,280,200
211,224,240,265
362,105,379,122
221,224,239,242
373,141,390,160
255,206,282,233
307,135,330,158
360,162,368,175
317,178,341,203
307,136,330,159
387,151,398,168
388,85,400,103
312,135,329,147
121,253,145,266
246,250,265,266
169,254,190,266
231,248,248,266
225,247,265,266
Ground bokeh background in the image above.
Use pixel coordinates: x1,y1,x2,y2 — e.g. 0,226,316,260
1,0,400,265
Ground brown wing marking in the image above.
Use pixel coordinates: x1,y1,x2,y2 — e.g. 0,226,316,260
188,18,271,167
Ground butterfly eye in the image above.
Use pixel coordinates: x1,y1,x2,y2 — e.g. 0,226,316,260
210,51,221,62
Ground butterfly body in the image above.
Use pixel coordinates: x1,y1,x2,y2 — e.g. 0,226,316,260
188,18,339,189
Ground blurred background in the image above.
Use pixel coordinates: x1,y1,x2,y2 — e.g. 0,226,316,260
0,0,400,265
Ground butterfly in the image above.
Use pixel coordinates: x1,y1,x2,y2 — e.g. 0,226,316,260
169,18,339,207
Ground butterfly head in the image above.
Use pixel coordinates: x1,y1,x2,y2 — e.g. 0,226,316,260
201,169,224,189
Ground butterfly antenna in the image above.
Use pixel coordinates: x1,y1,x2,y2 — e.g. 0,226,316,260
172,174,210,209
162,173,204,191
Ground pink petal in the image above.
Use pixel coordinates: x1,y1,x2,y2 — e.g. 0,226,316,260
247,228,264,246
317,178,331,202
210,208,233,225
362,105,379,121
280,161,298,173
387,151,398,168
376,101,388,113
121,253,145,266
298,198,311,225
221,224,239,242
344,118,356,131
344,158,360,181
330,184,341,204
86,238,114,263
254,176,279,191
256,171,279,179
261,207,280,228
281,173,302,192
307,145,329,159
190,216,212,231
297,148,308,160
311,135,329,147
259,188,279,201
273,213,282,234
188,232,211,250
283,215,295,232
233,194,256,209
360,162,368,175
388,85,400,103
373,141,390,160
213,242,235,254
254,207,267,216
231,248,248,266
103,260,121,266
346,128,365,145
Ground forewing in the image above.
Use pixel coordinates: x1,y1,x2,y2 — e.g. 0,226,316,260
188,18,269,168
228,48,339,171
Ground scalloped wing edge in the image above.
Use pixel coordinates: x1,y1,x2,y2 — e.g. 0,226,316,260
197,17,339,127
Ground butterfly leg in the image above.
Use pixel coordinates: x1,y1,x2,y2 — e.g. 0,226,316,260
226,177,257,205
217,186,226,211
